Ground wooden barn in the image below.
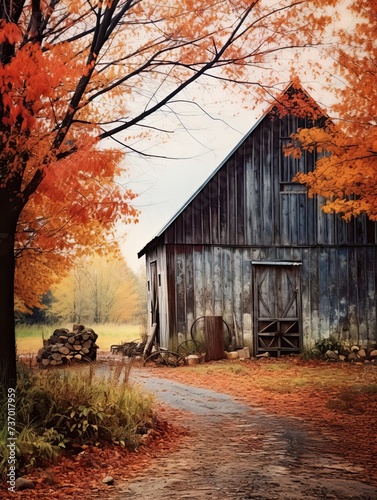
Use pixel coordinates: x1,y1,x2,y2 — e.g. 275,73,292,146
138,84,377,357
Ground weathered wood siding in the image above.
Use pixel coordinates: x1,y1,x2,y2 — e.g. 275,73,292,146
142,110,377,351
164,114,377,247
165,245,377,353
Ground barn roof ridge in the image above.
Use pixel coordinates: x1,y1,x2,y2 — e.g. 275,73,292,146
137,81,316,258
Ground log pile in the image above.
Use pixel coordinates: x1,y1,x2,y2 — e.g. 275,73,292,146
325,345,377,363
36,324,99,367
110,340,146,357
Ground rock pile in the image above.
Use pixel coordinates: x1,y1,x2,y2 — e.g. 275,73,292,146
36,324,99,367
324,345,377,364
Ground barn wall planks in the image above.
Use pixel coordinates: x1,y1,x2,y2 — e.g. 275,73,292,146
164,114,377,249
162,245,377,353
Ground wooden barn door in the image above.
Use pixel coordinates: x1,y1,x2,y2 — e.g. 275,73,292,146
253,263,302,357
149,261,160,344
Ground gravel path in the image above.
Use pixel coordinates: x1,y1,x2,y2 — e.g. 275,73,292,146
105,368,377,500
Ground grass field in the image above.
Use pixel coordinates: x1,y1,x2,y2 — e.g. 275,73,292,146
16,322,143,354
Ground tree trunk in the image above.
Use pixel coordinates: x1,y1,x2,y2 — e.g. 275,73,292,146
0,204,18,391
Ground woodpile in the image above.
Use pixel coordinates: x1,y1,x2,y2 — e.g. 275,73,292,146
36,324,99,367
325,345,377,364
110,340,146,357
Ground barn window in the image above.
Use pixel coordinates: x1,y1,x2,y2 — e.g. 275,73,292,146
279,137,309,194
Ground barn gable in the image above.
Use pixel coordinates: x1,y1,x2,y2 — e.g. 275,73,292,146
138,85,377,356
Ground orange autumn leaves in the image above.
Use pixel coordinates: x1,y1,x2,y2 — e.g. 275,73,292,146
0,13,138,308
15,146,139,309
0,0,342,311
288,1,377,221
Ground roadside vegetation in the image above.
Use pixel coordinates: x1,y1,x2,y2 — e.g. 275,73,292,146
0,361,154,480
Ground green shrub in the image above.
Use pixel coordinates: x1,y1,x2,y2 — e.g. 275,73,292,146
0,362,154,478
302,336,350,359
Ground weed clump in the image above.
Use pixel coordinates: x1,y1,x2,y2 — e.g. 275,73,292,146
0,362,154,478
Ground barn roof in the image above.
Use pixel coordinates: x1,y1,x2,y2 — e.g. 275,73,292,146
137,82,320,258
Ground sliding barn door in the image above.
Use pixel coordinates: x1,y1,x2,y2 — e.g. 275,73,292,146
253,263,302,357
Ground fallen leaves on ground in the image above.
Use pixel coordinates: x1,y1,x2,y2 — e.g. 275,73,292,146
149,357,377,481
0,409,188,499
2,357,376,498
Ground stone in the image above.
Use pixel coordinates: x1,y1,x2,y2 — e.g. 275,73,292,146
369,349,377,358
339,355,346,362
102,475,114,485
351,345,360,352
358,348,366,358
325,350,339,360
15,477,35,491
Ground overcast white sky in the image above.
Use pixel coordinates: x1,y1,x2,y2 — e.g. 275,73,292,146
108,0,355,274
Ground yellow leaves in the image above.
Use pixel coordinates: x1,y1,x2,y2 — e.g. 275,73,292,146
49,250,142,323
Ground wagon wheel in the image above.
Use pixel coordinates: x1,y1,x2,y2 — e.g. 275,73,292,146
190,316,232,349
143,351,186,367
177,339,205,359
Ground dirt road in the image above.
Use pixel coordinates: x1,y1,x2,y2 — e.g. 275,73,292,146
107,369,377,500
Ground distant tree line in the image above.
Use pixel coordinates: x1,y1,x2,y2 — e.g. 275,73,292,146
16,253,145,325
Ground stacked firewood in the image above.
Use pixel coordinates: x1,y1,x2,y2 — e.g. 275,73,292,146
36,324,99,367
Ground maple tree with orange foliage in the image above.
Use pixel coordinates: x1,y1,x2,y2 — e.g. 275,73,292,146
0,0,338,387
291,1,377,221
